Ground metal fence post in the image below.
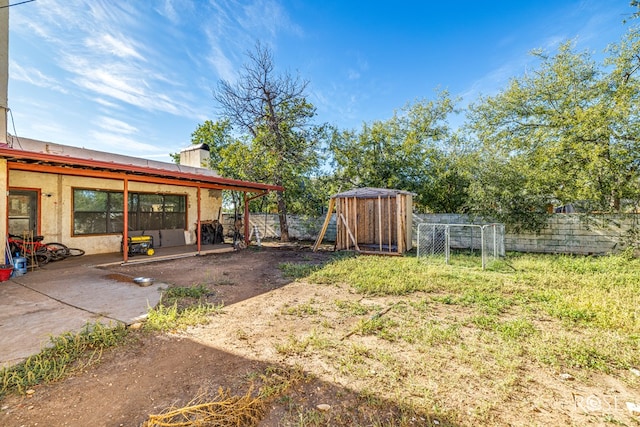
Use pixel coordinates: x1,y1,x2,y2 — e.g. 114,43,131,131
445,225,450,264
481,226,486,269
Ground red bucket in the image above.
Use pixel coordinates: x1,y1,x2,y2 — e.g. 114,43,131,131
0,265,14,282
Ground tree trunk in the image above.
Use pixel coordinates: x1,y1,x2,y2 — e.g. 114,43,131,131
611,189,621,211
276,190,290,242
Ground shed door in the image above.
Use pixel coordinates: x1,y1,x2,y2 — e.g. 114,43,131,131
8,190,38,236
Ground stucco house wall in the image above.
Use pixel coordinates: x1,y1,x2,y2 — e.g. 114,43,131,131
9,168,222,255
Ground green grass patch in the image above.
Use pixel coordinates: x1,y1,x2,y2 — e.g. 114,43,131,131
146,284,222,331
274,330,333,356
422,322,462,346
162,284,211,304
308,252,640,373
144,302,223,331
281,299,320,317
0,322,127,397
352,316,399,341
532,330,639,372
279,262,321,279
497,318,537,341
334,299,375,316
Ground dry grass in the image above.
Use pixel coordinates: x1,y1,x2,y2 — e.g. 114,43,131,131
143,366,310,427
187,251,640,426
143,387,265,427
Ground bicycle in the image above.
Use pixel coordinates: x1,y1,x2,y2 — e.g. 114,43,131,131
8,234,85,266
232,218,246,250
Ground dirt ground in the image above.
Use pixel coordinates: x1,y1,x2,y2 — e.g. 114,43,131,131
0,246,349,427
1,245,638,427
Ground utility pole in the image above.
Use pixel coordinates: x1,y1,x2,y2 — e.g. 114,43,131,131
0,0,8,263
0,0,8,144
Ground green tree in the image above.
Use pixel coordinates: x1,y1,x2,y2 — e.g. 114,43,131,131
212,42,326,241
626,1,640,22
466,30,640,230
329,92,466,212
420,132,473,213
189,119,235,171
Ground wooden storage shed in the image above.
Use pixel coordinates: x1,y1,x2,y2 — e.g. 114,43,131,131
314,187,414,255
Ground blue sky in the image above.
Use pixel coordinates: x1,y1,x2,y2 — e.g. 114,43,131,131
6,0,635,163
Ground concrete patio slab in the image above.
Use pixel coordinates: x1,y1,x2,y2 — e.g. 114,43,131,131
0,245,235,368
0,262,165,367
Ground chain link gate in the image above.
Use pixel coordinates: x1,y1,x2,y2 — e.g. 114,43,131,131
417,223,505,269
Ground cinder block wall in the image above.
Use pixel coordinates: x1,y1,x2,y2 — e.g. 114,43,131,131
219,212,638,255
220,213,337,242
414,213,638,255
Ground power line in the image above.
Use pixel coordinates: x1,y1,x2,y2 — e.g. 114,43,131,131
0,0,36,9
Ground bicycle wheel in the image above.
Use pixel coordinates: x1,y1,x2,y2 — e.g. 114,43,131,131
45,243,69,261
29,250,51,266
67,248,85,257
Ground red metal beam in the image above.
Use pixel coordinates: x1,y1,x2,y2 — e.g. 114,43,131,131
196,186,202,253
8,162,282,193
244,193,250,245
243,191,270,245
0,147,283,193
123,177,129,263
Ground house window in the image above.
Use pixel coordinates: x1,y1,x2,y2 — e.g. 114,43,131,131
128,193,187,230
73,189,186,235
73,190,123,235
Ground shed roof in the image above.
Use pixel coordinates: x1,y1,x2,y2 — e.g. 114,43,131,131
332,187,414,199
0,136,283,193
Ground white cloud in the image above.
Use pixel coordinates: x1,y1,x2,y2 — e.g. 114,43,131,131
240,0,303,38
460,1,629,106
7,0,305,158
157,0,195,25
84,33,145,61
163,0,179,23
536,35,567,53
74,73,181,116
343,52,369,82
11,1,198,119
202,0,304,82
460,35,566,103
460,61,520,103
88,130,160,154
9,62,69,94
94,116,138,135
94,97,122,110
28,122,69,141
347,69,361,80
204,36,237,82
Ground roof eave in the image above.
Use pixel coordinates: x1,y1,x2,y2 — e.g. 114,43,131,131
0,146,283,193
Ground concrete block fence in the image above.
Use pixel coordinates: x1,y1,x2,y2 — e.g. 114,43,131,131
220,212,639,255
220,213,337,242
414,213,638,255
